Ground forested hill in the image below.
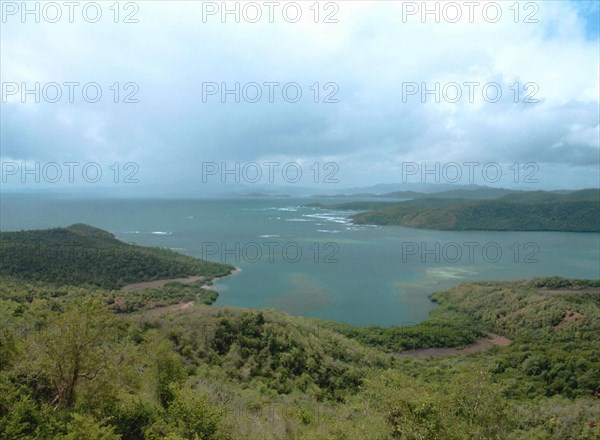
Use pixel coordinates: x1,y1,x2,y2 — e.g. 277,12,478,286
1,274,599,438
0,224,233,289
347,189,600,231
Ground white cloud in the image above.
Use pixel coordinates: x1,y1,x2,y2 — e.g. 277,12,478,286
1,0,598,191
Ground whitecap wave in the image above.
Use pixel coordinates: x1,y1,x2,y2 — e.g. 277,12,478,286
303,213,351,224
243,206,299,212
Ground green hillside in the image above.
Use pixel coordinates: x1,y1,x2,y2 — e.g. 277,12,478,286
348,189,600,231
0,224,234,289
2,274,599,439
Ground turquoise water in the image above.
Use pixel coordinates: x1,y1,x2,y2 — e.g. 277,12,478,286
2,195,599,326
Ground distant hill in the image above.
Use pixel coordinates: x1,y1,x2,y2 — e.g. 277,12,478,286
312,187,599,202
321,182,494,196
382,187,517,200
309,197,469,210
314,189,600,232
243,192,290,198
0,224,234,289
312,185,518,199
497,188,599,203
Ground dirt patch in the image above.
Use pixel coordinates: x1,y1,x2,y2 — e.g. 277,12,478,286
395,333,511,359
135,301,195,316
120,276,205,292
554,310,584,330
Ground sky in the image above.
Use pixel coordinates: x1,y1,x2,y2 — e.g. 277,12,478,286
1,0,599,195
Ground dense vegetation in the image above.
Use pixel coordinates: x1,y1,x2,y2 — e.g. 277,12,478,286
428,277,600,399
0,276,220,314
0,224,234,289
2,276,599,439
315,189,600,232
319,308,484,352
1,226,599,438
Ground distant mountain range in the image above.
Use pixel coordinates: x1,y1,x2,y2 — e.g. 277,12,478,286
5,182,578,199
311,182,505,197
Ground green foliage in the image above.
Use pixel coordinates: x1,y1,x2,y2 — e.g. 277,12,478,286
144,333,186,408
346,189,600,231
1,269,599,439
110,282,218,314
430,278,600,398
0,224,234,289
111,399,159,440
57,413,120,440
322,309,484,352
135,308,392,401
18,299,120,408
0,377,43,439
0,276,217,314
161,387,223,440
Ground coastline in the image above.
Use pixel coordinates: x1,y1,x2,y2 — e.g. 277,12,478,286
202,267,242,291
120,275,205,292
120,267,241,292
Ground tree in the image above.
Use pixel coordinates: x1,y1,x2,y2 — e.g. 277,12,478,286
24,299,118,408
166,387,223,440
58,413,120,440
144,331,186,408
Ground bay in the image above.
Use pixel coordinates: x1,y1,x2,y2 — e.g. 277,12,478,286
2,194,599,326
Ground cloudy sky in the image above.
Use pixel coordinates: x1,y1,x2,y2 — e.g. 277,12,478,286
1,0,599,194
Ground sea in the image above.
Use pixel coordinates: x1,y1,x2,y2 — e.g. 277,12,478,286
2,194,599,327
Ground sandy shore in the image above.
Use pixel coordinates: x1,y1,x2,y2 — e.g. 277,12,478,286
120,267,241,292
121,276,206,292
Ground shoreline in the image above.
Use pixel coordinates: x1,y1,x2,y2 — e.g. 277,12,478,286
120,267,241,292
202,267,242,290
120,275,205,292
